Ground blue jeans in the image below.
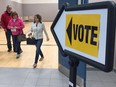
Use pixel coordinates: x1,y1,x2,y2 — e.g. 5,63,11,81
34,39,43,64
12,35,21,54
5,29,13,50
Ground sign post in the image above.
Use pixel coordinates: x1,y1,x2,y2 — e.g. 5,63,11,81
69,57,79,87
51,1,116,87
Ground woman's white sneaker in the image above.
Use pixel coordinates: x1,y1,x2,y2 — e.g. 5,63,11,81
16,54,20,58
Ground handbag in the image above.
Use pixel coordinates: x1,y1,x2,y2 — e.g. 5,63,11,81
17,34,26,42
26,37,36,45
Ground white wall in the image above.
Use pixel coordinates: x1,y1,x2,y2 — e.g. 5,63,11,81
89,0,116,3
0,0,11,16
11,0,22,3
11,1,23,16
22,0,58,4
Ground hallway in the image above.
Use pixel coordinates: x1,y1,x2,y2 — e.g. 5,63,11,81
0,22,58,68
0,22,116,87
0,22,71,87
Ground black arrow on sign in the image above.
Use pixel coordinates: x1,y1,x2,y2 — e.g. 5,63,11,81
66,17,73,45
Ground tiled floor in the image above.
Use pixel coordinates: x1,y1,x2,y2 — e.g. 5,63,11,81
0,68,116,87
86,69,116,87
0,68,70,87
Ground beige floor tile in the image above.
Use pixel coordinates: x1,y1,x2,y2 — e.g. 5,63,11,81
0,22,58,68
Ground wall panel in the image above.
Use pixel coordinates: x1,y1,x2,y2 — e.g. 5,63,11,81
0,0,11,16
11,1,23,17
22,0,58,4
22,3,58,21
89,0,116,3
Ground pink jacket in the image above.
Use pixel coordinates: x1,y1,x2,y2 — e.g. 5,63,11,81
8,18,25,35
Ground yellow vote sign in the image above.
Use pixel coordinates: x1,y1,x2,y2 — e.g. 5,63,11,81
65,14,100,57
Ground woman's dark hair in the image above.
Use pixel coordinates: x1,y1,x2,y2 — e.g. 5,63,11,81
12,11,18,18
34,14,42,23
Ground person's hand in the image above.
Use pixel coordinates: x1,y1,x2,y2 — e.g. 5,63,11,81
47,38,49,41
28,33,32,36
4,29,7,32
10,26,14,29
14,26,17,29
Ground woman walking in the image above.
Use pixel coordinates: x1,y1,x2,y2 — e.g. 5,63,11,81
28,14,49,68
8,11,25,58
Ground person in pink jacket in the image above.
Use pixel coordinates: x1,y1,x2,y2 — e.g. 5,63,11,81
8,11,25,58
